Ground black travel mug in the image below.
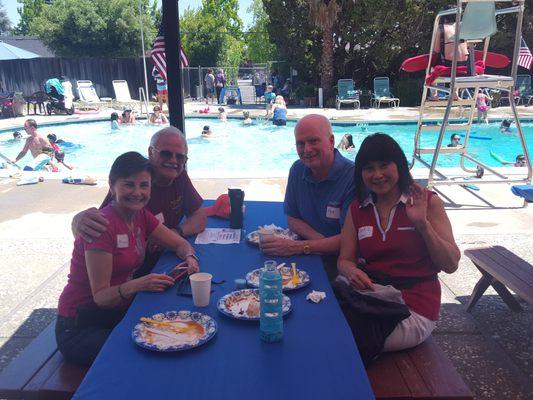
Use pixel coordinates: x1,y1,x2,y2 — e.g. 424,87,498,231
228,188,244,229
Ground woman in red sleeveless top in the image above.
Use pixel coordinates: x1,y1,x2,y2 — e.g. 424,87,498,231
338,133,460,355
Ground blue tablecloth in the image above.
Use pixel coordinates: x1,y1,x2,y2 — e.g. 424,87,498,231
73,201,374,400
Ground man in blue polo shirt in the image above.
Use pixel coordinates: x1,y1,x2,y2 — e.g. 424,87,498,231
261,114,355,257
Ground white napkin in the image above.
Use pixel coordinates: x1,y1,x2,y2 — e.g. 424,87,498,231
306,290,326,303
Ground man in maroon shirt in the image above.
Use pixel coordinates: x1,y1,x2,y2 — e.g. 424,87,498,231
72,127,206,272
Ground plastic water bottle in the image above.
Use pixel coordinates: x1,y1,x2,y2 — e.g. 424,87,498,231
259,260,283,342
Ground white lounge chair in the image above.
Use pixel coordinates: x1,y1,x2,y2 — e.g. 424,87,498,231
112,80,138,109
76,80,108,109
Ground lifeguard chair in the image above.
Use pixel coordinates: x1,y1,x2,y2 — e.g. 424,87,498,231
412,0,531,192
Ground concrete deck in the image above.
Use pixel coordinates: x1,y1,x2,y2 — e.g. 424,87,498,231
0,102,532,399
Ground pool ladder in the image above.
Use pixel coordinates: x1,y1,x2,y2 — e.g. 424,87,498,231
410,0,531,191
138,87,150,118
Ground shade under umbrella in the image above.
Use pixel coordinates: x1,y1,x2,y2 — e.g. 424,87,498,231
0,41,40,60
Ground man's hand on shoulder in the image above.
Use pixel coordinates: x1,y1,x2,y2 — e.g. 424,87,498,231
72,207,109,242
259,236,300,256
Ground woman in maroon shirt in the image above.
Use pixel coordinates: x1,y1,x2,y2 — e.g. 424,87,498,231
337,133,460,362
56,152,199,366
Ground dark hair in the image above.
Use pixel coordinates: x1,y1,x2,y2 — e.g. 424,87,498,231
450,133,460,142
13,131,21,138
202,125,210,131
218,107,225,113
47,133,57,143
501,119,511,128
153,106,160,111
354,133,413,201
345,134,354,147
109,152,151,185
111,112,119,121
516,154,525,161
25,119,37,129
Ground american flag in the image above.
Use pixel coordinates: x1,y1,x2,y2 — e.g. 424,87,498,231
518,36,532,70
151,22,189,81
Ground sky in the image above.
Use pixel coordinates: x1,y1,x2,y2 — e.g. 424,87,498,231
4,0,254,30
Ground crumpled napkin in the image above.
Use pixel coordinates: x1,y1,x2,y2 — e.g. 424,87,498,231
306,290,326,303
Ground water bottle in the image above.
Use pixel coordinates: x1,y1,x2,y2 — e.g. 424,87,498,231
228,188,244,229
259,260,283,342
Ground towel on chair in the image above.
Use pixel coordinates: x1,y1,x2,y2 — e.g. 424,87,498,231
511,185,533,202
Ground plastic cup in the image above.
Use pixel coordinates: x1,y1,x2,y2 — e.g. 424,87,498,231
258,231,274,249
189,273,212,307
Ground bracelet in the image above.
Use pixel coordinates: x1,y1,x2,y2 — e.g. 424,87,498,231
185,253,199,262
118,284,128,301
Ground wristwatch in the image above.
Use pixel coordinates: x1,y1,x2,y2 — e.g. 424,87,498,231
303,244,311,255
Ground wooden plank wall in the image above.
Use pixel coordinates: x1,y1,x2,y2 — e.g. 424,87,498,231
0,58,193,100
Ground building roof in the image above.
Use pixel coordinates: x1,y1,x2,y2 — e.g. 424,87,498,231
0,36,55,58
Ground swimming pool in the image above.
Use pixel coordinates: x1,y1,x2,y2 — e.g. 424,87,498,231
1,118,531,178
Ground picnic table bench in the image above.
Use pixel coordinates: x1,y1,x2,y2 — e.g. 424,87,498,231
465,245,533,312
0,323,472,400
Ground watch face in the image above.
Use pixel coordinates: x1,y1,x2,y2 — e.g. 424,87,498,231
303,245,310,255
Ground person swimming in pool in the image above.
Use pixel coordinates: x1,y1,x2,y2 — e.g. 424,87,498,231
447,134,461,147
337,134,355,151
201,125,212,137
500,119,512,133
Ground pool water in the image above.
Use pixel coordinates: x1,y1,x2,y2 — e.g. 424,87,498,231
1,118,531,178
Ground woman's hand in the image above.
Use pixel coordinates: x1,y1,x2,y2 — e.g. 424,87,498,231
406,183,429,230
184,255,199,274
344,267,374,291
133,273,175,293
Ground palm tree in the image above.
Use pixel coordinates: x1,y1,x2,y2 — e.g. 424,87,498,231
308,0,340,101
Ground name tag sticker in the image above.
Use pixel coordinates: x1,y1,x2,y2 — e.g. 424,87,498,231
117,234,129,248
154,212,165,224
397,226,416,231
326,206,341,219
358,226,373,240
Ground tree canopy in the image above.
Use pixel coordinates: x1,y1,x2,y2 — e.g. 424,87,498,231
244,0,277,63
14,0,158,57
0,0,10,34
180,0,244,67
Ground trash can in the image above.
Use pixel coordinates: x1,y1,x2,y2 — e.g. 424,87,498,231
359,91,372,109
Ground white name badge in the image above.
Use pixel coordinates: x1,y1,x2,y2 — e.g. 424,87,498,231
117,234,129,248
326,206,340,219
358,226,373,240
397,226,416,231
154,212,165,224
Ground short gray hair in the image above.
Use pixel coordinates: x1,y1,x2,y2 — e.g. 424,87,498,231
150,126,187,150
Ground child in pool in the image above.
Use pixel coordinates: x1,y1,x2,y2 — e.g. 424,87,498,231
243,111,252,125
201,125,212,137
218,107,227,121
110,112,120,130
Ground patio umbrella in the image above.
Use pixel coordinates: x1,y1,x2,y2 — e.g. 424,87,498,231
0,41,39,60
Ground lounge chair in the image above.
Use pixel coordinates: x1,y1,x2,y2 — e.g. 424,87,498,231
112,80,138,109
76,80,108,109
336,79,360,110
371,77,400,108
516,74,533,106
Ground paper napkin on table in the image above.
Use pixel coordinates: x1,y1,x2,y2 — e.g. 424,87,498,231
194,228,241,244
306,290,326,303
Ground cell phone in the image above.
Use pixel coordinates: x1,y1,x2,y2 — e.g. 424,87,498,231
167,262,188,280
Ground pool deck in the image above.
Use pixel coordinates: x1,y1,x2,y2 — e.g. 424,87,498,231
0,103,532,399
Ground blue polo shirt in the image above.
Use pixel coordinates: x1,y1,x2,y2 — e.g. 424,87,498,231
284,149,355,237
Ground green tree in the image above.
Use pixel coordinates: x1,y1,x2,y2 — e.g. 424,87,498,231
0,0,11,34
308,0,339,100
180,0,244,67
13,0,46,35
28,0,157,56
244,0,276,63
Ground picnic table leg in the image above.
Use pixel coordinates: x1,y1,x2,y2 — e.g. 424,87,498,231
466,270,492,312
490,280,523,312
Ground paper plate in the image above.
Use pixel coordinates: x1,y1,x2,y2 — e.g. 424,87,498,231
132,310,217,352
245,267,310,291
217,289,291,321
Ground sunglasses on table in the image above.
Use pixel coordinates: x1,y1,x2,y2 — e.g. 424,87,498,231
152,147,188,163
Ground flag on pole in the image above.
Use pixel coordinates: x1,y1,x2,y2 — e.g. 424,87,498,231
518,36,532,70
151,22,189,81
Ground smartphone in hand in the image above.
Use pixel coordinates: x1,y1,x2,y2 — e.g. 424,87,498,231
167,262,189,280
